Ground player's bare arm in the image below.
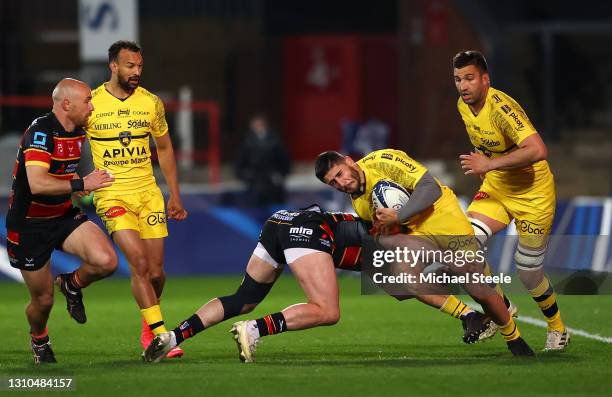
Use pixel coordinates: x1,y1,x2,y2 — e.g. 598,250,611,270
26,166,113,195
460,134,548,175
154,132,187,221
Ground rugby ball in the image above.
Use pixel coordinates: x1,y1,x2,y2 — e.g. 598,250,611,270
372,180,411,211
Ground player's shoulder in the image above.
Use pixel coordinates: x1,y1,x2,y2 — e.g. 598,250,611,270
488,87,525,112
135,86,162,105
359,149,401,163
91,83,107,99
28,113,55,132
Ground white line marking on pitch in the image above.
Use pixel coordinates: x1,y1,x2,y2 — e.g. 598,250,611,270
516,315,612,344
467,301,612,344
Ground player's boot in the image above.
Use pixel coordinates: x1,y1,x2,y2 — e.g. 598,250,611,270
462,311,496,343
142,332,173,363
55,273,86,324
544,328,570,351
141,318,184,358
230,321,260,363
506,337,535,357
31,340,57,364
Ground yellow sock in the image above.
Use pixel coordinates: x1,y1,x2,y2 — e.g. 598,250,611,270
529,277,564,332
499,318,521,341
440,295,472,319
141,305,168,335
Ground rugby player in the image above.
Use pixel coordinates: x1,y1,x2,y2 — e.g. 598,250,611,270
453,50,568,350
6,78,118,363
144,206,528,363
315,149,533,355
85,41,188,358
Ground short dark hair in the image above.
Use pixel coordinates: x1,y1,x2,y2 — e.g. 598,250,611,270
108,40,141,63
314,151,345,182
453,50,488,73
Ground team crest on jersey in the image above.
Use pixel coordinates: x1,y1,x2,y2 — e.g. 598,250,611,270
119,131,132,147
473,191,489,201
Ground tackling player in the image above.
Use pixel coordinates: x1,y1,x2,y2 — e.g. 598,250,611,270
453,50,568,350
144,206,529,363
6,79,117,363
85,41,188,358
315,149,533,355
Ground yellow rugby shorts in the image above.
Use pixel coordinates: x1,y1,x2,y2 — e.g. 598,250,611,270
94,186,168,239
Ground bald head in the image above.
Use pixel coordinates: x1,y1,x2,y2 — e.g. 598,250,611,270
51,78,94,131
52,78,90,104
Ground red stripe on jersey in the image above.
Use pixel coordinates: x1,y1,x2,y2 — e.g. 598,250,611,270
342,213,355,221
320,221,335,241
26,201,72,218
339,246,361,268
51,173,76,180
24,149,51,165
7,230,20,245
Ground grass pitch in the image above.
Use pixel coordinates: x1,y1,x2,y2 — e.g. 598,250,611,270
1,275,611,397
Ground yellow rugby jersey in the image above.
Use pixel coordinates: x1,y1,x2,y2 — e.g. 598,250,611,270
352,149,443,225
457,87,552,191
86,84,168,192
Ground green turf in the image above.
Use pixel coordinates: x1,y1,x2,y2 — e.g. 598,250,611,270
1,275,611,397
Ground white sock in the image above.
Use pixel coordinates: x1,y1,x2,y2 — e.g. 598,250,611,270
169,331,178,348
246,320,260,339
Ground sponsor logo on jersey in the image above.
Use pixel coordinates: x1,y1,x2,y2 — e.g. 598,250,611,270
93,122,121,131
473,191,489,201
509,112,525,130
133,110,150,115
95,111,114,118
118,108,130,117
105,206,127,218
492,94,502,103
394,156,418,172
25,257,35,267
381,153,393,160
127,119,151,129
146,211,166,226
119,131,132,147
479,137,500,147
501,104,511,114
289,226,313,242
518,220,545,235
361,154,375,163
272,211,297,221
319,238,331,247
447,236,478,251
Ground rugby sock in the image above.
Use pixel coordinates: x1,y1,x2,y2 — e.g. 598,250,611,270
529,277,564,332
173,314,205,345
31,327,49,345
141,305,168,335
71,270,90,289
255,312,287,337
499,318,521,341
440,295,474,319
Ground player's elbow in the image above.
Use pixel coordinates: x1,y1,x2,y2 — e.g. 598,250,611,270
533,144,548,162
320,307,340,326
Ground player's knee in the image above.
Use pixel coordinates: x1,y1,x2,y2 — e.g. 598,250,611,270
129,256,150,276
514,245,546,271
32,293,54,312
469,217,493,248
93,249,118,276
219,273,273,320
149,270,166,286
